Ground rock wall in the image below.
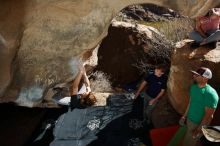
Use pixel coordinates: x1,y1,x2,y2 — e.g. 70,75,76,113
0,0,25,98
168,40,220,114
0,0,220,107
1,0,115,107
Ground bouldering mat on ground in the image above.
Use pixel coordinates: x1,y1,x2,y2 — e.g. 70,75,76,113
150,125,180,146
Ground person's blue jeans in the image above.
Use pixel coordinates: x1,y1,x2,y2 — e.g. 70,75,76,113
189,29,220,44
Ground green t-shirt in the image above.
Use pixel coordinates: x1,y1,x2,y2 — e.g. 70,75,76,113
187,84,219,124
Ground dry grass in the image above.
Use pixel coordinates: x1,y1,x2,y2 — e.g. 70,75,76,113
89,71,113,93
139,18,194,43
132,18,194,73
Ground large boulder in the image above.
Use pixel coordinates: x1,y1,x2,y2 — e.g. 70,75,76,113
96,21,171,86
168,40,220,114
0,0,220,107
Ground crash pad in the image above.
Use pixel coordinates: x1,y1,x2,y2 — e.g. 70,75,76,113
150,125,180,146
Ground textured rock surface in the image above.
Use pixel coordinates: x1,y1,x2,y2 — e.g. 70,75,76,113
0,1,25,97
152,95,180,128
1,0,114,107
117,4,183,22
0,0,220,107
96,21,171,86
168,40,220,114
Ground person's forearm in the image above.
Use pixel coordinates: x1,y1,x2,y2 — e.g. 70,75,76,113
135,81,146,97
71,70,84,95
193,110,215,137
198,115,213,129
83,72,90,87
198,30,206,37
195,21,206,37
181,99,190,117
183,103,189,117
154,89,165,100
179,99,190,126
196,27,206,37
198,109,215,128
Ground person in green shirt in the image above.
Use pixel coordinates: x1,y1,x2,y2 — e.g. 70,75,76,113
180,67,219,146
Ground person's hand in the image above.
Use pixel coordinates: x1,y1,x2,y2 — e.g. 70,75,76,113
179,116,186,126
192,127,202,139
134,93,139,100
148,98,157,105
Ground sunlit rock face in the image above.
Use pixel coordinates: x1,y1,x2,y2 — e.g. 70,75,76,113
0,0,114,107
0,0,219,107
168,40,220,114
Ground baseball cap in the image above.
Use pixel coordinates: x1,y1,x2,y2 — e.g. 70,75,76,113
190,67,212,79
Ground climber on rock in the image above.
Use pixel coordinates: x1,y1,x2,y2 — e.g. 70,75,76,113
69,64,97,110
